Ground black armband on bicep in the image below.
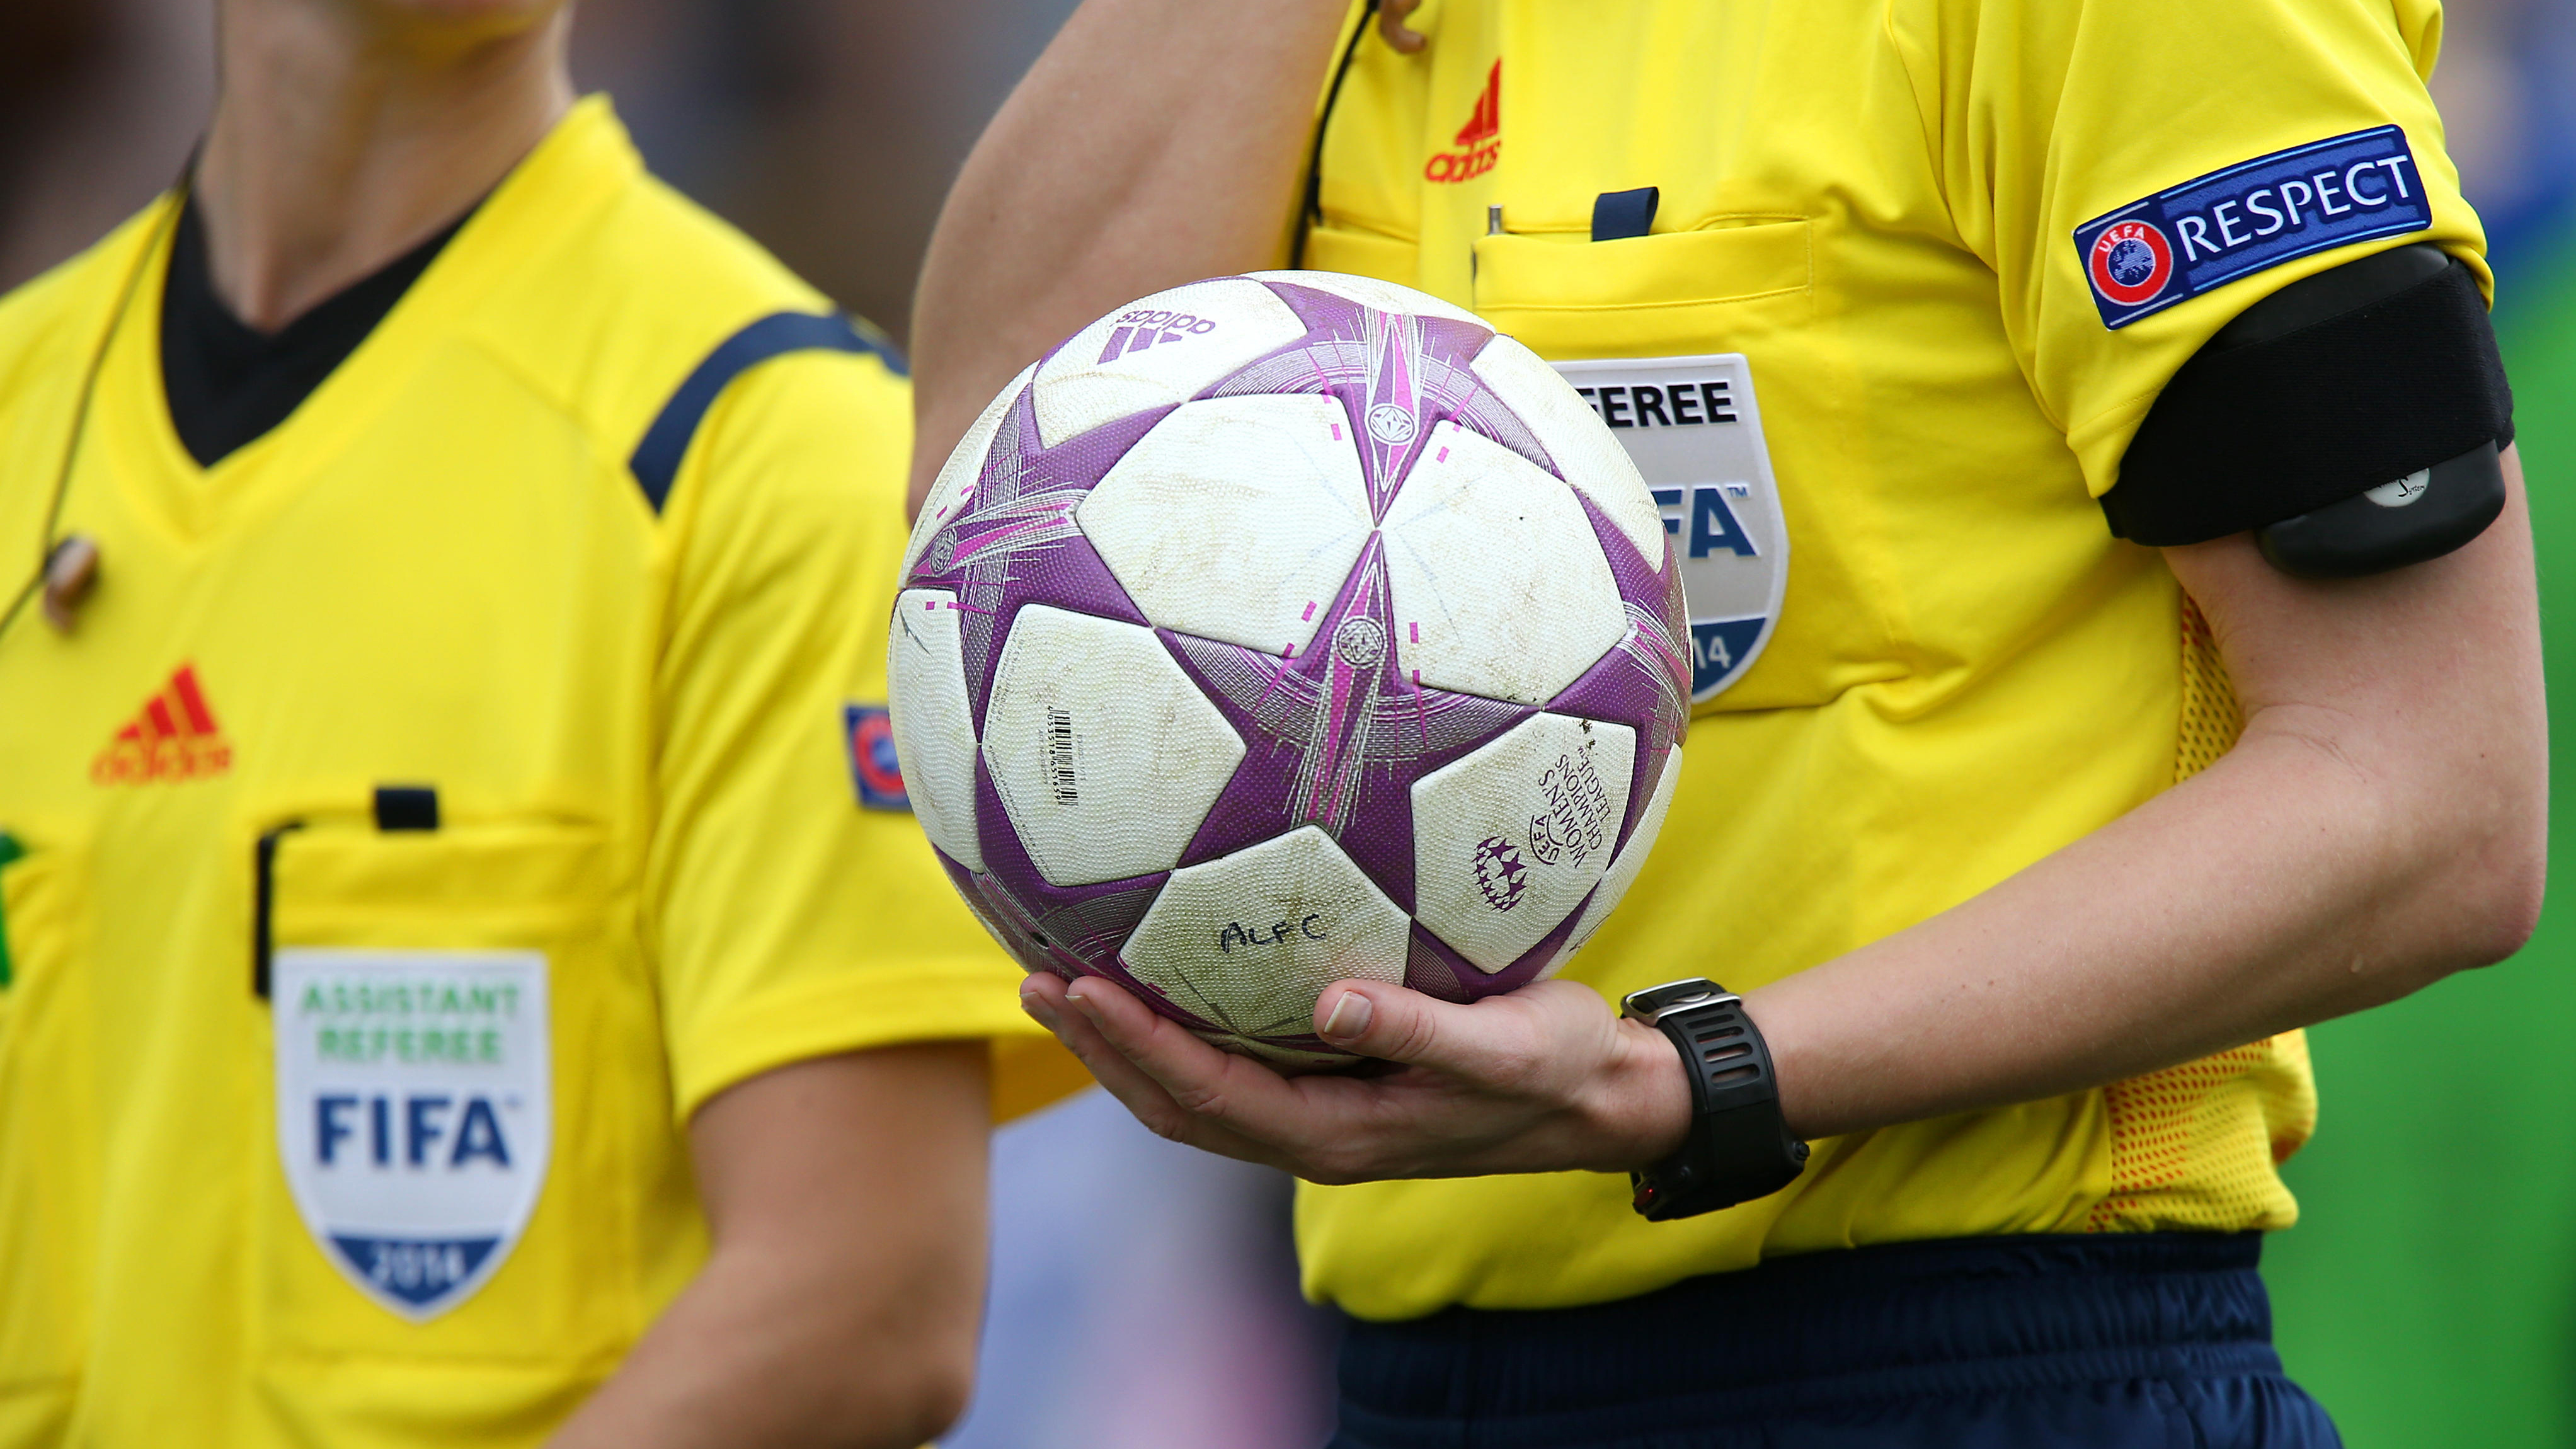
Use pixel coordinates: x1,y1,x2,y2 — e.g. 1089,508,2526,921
2103,244,2512,576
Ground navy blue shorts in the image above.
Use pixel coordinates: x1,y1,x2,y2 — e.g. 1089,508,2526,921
1329,1232,2338,1449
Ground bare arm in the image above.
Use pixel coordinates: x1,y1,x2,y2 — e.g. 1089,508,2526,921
1019,451,2545,1179
1746,449,2545,1137
907,0,1352,513
548,1044,992,1449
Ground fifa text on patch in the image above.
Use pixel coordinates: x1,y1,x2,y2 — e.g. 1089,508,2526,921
843,704,910,811
2073,126,2432,329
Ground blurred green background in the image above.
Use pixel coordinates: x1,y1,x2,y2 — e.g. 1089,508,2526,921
2267,239,2576,1443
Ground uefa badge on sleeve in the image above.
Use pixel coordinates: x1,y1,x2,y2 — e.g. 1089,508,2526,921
2088,221,2177,312
844,704,912,811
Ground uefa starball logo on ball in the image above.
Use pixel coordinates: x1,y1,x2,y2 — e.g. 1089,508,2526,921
888,272,1690,1068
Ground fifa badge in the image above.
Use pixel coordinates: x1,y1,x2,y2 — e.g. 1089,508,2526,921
1551,354,1787,705
273,948,551,1319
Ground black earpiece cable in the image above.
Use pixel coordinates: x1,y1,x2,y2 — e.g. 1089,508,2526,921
1286,0,1380,273
0,170,190,644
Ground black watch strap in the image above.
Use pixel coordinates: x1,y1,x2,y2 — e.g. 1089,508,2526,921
1621,978,1809,1222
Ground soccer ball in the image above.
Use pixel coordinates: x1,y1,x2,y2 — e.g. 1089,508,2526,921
889,272,1688,1068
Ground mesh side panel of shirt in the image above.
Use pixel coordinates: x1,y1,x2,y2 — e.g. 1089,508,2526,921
2087,595,2316,1233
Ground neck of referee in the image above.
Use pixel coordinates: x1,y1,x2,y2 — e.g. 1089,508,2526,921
195,0,575,334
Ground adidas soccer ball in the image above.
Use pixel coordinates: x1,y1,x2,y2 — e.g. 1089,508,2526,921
889,272,1688,1068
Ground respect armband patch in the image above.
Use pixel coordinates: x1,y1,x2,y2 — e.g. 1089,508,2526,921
2073,126,2432,329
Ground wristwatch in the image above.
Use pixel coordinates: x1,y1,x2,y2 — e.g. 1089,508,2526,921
1620,978,1809,1221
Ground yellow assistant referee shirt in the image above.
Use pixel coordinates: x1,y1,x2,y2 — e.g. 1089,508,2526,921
1293,0,2487,1319
0,98,1062,1446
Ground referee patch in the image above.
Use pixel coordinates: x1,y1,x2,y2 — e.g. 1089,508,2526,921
1550,353,1787,706
273,948,551,1320
844,704,912,811
2074,125,2432,329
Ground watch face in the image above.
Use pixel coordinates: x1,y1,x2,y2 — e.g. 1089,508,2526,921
1622,978,1727,1022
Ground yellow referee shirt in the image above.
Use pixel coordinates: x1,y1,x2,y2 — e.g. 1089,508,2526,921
1293,0,2486,1319
0,98,1061,1445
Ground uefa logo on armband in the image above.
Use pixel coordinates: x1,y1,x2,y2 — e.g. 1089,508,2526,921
2087,220,2175,309
843,704,910,812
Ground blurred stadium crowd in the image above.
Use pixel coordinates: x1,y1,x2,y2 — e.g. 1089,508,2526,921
3,2,2569,1446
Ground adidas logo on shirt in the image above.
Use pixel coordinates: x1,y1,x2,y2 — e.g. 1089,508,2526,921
1426,60,1500,184
93,664,234,784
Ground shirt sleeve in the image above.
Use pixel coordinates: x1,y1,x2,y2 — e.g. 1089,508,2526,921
1890,0,2489,498
646,345,1070,1123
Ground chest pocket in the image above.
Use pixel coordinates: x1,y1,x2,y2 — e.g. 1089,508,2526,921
1477,224,1833,709
1467,220,1908,716
253,814,689,1394
1300,0,1914,713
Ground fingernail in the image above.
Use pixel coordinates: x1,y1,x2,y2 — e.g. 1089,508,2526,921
1018,982,1058,1029
1320,991,1372,1040
1065,985,1105,1023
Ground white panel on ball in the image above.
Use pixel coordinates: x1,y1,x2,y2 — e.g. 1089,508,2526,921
1382,421,1629,704
1032,279,1310,449
1554,745,1683,970
1411,714,1636,973
887,588,984,873
1079,394,1374,656
984,605,1245,887
904,361,1036,581
1467,334,1667,563
1245,270,1487,329
1120,825,1409,1042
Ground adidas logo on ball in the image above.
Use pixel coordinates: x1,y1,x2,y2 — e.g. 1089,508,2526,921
1095,307,1218,364
891,271,1690,1068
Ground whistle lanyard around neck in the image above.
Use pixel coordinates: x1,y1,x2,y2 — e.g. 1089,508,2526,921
0,177,188,647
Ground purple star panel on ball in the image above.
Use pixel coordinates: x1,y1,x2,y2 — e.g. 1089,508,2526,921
890,272,1689,1069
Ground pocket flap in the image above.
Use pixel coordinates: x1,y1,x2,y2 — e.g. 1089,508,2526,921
273,822,611,945
1476,220,1811,311
1473,221,1814,360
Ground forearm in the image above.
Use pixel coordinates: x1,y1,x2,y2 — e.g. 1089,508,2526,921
1751,464,2545,1141
549,1046,992,1449
908,0,1350,509
1753,714,2529,1139
549,1236,972,1449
